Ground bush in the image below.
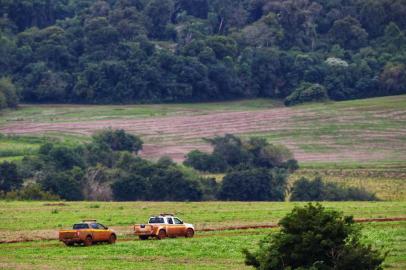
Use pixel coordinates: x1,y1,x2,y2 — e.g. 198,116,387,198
111,162,204,201
0,161,22,192
0,183,59,200
218,169,287,201
183,150,227,172
290,177,378,201
92,129,143,154
112,174,150,201
184,135,298,173
0,77,18,109
284,82,328,106
244,203,385,270
41,168,84,201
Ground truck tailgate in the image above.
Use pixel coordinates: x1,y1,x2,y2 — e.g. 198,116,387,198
59,230,79,240
134,224,154,235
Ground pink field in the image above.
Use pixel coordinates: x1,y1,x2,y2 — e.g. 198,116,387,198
1,103,405,164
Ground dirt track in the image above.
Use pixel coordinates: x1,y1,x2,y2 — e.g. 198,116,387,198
1,217,405,244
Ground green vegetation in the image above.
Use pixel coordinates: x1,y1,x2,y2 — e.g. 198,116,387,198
0,135,44,160
184,135,298,173
0,0,405,108
290,169,406,201
1,201,405,232
244,204,384,269
0,202,405,269
290,176,378,201
284,83,328,106
0,131,298,202
0,77,18,110
0,99,281,124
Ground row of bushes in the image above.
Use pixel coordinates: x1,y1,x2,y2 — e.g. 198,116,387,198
0,131,377,202
290,177,378,201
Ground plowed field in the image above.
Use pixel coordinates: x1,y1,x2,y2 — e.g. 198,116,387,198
1,96,405,166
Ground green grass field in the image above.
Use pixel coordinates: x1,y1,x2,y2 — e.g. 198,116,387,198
0,99,281,124
1,201,405,239
0,201,405,270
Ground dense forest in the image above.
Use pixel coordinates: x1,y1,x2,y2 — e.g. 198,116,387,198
0,0,405,108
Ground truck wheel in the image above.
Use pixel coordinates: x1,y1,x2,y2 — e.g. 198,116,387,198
108,234,116,244
158,230,167,240
64,242,74,246
139,235,148,240
84,236,93,246
185,229,194,238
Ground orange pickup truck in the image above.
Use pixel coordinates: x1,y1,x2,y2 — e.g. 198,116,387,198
134,214,195,240
59,220,116,246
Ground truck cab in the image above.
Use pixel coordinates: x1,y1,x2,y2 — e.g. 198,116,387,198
134,214,195,240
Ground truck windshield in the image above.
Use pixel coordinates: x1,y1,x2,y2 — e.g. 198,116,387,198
149,217,164,224
73,224,89,229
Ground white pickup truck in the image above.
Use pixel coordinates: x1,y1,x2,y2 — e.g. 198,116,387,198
134,214,195,240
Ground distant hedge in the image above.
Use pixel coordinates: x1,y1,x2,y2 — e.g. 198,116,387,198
290,177,378,201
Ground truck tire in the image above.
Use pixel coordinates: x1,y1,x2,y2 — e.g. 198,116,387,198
64,242,74,246
158,229,167,240
185,228,194,238
108,234,116,244
84,236,93,246
139,235,148,240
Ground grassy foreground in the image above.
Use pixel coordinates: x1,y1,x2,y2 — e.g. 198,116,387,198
0,222,404,270
1,201,405,232
0,200,405,269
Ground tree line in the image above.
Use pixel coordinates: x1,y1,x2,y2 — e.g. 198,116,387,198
0,130,376,201
0,0,405,109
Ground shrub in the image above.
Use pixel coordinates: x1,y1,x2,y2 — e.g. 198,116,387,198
92,129,143,153
184,135,298,173
218,168,287,201
0,77,18,109
112,174,150,201
0,183,59,200
0,161,22,192
112,165,204,201
183,150,227,172
284,82,328,106
290,177,378,201
41,168,85,201
244,203,385,270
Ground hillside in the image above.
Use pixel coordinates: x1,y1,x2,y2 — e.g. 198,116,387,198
1,95,405,168
0,0,405,109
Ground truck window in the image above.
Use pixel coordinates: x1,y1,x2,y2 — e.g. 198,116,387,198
97,223,107,229
73,224,89,230
174,218,183,224
149,217,164,224
167,218,173,224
